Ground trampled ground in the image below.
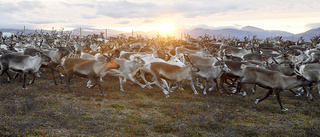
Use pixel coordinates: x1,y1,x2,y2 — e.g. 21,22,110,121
0,70,319,136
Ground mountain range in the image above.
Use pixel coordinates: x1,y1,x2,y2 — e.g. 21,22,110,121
1,26,320,42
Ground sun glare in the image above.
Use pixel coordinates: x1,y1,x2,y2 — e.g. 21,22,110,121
105,22,177,36
157,23,176,35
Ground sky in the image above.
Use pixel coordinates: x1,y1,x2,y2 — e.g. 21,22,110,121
1,0,320,34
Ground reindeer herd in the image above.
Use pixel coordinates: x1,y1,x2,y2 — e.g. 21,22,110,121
1,30,320,111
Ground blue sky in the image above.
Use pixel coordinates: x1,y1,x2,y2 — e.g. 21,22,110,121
0,0,320,34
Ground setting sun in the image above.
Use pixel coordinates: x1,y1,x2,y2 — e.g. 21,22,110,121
159,23,176,32
155,22,177,36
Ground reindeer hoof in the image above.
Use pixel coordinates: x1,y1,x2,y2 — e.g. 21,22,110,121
232,88,237,94
297,87,304,92
199,85,204,89
208,87,213,92
255,99,259,104
165,94,170,98
281,108,288,111
147,85,153,89
295,93,301,97
242,92,247,97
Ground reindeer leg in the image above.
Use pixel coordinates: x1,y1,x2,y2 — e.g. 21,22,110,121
208,79,215,92
151,73,170,97
88,79,97,89
188,74,199,94
55,65,64,84
237,78,248,96
5,72,12,82
119,76,126,92
0,70,6,85
275,90,288,111
59,71,64,84
65,72,74,94
252,84,256,93
28,76,36,85
140,70,153,89
51,68,58,85
97,79,105,96
317,83,320,95
87,80,93,88
202,79,208,95
155,80,170,98
303,86,314,101
169,82,180,92
128,74,146,88
290,89,301,96
296,87,304,92
178,82,184,90
48,64,59,85
219,74,230,94
11,72,19,80
160,78,170,92
90,78,104,96
22,73,27,89
86,78,96,96
195,77,204,89
255,88,273,104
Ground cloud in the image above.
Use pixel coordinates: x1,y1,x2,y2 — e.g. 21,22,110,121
142,19,154,23
61,1,95,8
172,1,242,18
93,0,254,19
17,1,44,10
96,1,168,18
0,1,43,13
0,0,318,34
82,14,98,19
64,24,94,28
0,2,19,13
24,20,57,25
117,21,130,24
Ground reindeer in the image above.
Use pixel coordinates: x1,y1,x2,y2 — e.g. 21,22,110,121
61,57,120,96
23,46,71,85
189,60,231,95
149,55,199,98
239,66,313,111
0,52,51,88
107,56,147,92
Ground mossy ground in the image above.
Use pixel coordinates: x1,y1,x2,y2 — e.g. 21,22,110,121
0,71,319,136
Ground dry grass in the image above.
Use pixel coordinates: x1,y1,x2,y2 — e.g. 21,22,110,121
0,70,319,136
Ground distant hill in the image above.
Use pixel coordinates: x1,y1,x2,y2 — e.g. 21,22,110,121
1,26,320,42
287,27,320,42
241,26,264,32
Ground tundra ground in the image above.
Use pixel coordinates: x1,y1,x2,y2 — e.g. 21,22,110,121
0,70,319,136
